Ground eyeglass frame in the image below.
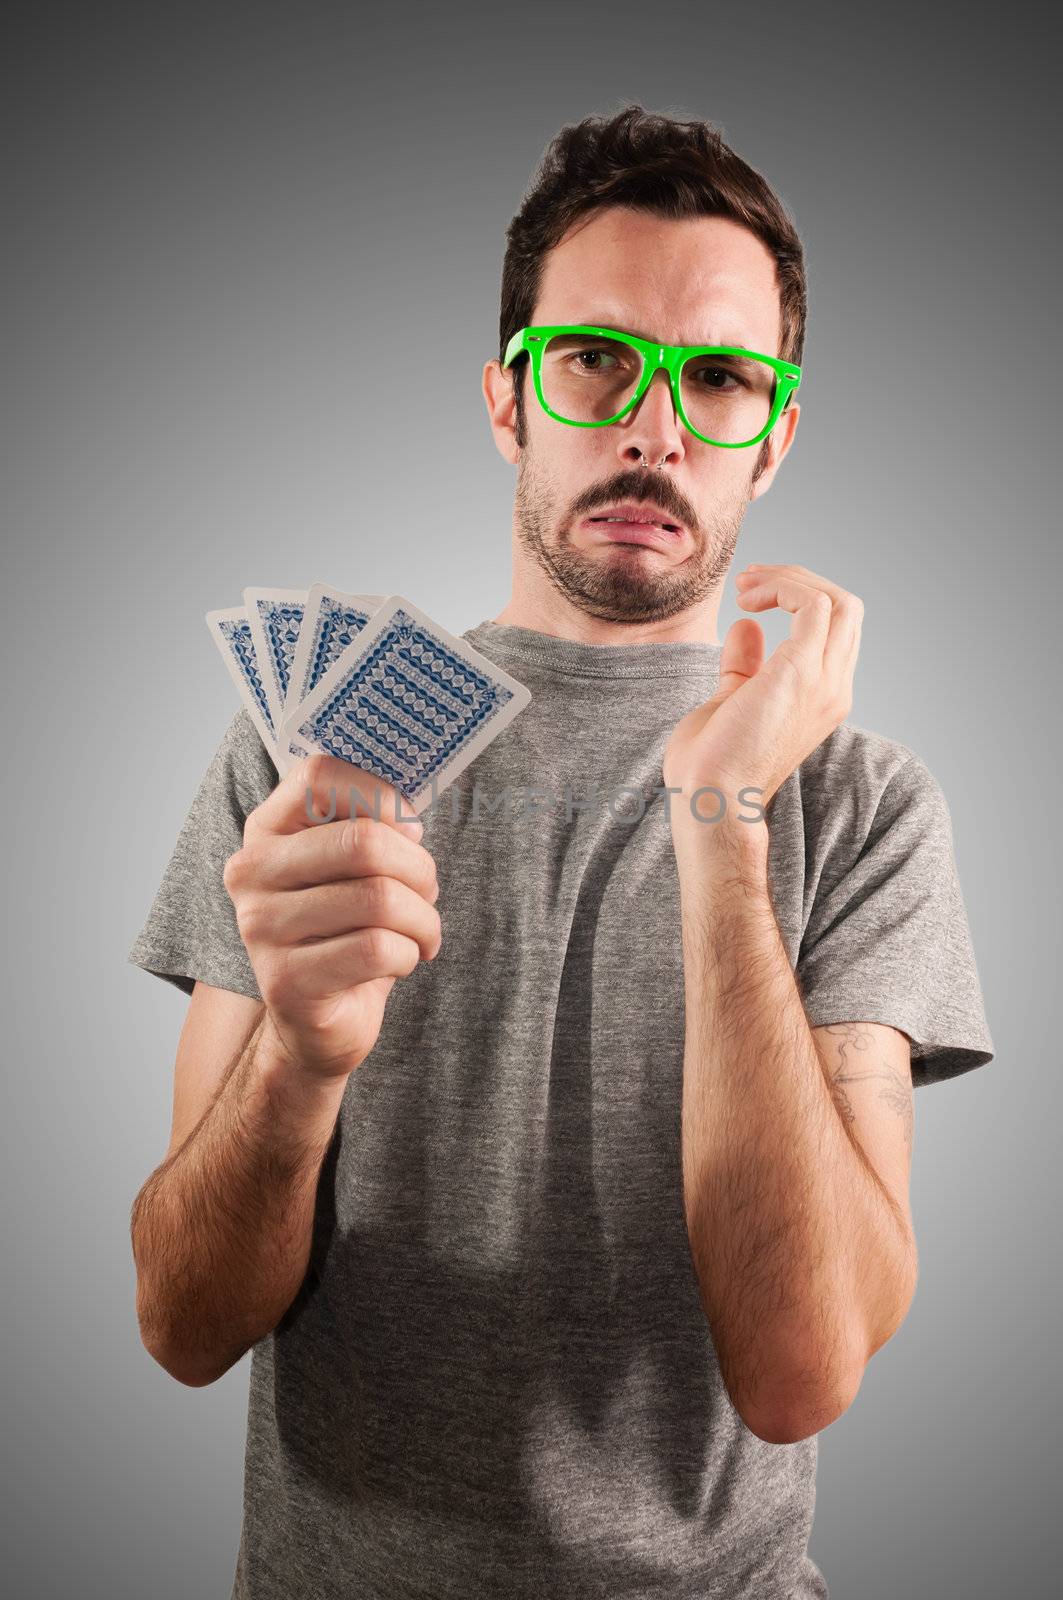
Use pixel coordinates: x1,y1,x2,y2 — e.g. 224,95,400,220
502,324,802,450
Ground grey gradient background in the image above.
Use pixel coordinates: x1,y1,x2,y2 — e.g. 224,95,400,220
4,1,1058,1595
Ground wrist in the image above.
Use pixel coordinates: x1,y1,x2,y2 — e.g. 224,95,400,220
252,1014,353,1112
672,807,771,882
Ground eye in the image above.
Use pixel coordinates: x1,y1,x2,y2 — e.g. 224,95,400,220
693,363,745,390
572,348,619,372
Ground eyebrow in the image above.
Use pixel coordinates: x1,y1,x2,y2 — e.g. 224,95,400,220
568,315,755,350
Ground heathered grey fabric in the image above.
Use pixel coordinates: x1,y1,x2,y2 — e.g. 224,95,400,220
129,619,995,1600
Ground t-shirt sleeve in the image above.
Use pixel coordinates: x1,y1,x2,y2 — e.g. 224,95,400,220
126,708,279,1000
794,750,995,1088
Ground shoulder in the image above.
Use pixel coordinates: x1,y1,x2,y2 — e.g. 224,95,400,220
198,708,282,822
794,721,945,807
771,722,950,863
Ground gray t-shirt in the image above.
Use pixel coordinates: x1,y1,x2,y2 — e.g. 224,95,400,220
128,619,995,1600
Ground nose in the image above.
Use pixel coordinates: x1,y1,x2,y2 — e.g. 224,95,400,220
615,365,686,470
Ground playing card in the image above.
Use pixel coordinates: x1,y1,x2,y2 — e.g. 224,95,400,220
243,588,309,745
282,584,387,764
285,594,532,814
204,606,285,773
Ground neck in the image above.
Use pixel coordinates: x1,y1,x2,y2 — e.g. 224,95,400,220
492,586,723,648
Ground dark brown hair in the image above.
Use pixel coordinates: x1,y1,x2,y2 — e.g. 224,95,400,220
498,103,807,464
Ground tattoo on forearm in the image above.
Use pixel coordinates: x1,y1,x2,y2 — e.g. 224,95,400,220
821,1022,914,1156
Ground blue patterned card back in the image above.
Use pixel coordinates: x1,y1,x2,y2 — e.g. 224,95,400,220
287,588,386,710
244,588,308,739
217,615,273,733
205,605,282,771
281,585,387,764
290,595,532,812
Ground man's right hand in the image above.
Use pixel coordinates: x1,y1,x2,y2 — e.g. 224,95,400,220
223,752,441,1080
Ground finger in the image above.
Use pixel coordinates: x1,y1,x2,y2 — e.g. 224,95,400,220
262,876,442,960
280,925,424,999
740,564,863,681
248,752,423,841
822,592,863,683
738,563,863,695
739,561,846,597
737,573,835,670
244,814,439,900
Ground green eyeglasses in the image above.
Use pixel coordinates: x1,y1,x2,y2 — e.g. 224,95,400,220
503,324,802,450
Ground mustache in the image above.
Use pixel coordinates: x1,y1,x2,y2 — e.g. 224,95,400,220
576,475,695,528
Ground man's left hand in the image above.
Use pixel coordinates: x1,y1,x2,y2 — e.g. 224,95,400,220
662,563,863,826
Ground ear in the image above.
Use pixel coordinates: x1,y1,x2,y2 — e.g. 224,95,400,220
749,400,800,502
483,358,520,466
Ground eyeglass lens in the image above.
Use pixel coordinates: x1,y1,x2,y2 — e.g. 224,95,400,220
538,333,779,445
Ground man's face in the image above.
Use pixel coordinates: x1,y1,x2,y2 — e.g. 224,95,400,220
484,206,800,626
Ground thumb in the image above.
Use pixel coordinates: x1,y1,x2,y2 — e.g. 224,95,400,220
664,616,767,762
718,617,765,697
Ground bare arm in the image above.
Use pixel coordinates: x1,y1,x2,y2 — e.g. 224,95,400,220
131,1007,347,1386
659,562,918,1446
676,819,917,1446
130,755,441,1387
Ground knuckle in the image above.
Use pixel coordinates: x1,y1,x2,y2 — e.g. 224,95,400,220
257,947,294,1009
340,815,374,862
223,848,251,895
369,822,397,870
235,895,266,945
302,751,334,788
773,648,804,685
297,755,338,814
222,851,241,892
241,805,264,843
359,924,396,968
362,874,398,917
367,818,392,867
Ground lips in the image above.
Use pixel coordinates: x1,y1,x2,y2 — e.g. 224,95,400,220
589,521,684,549
583,505,686,548
584,501,684,534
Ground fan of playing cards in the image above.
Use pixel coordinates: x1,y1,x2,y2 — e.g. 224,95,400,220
206,586,532,816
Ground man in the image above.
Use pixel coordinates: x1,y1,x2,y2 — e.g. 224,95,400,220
128,105,994,1600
